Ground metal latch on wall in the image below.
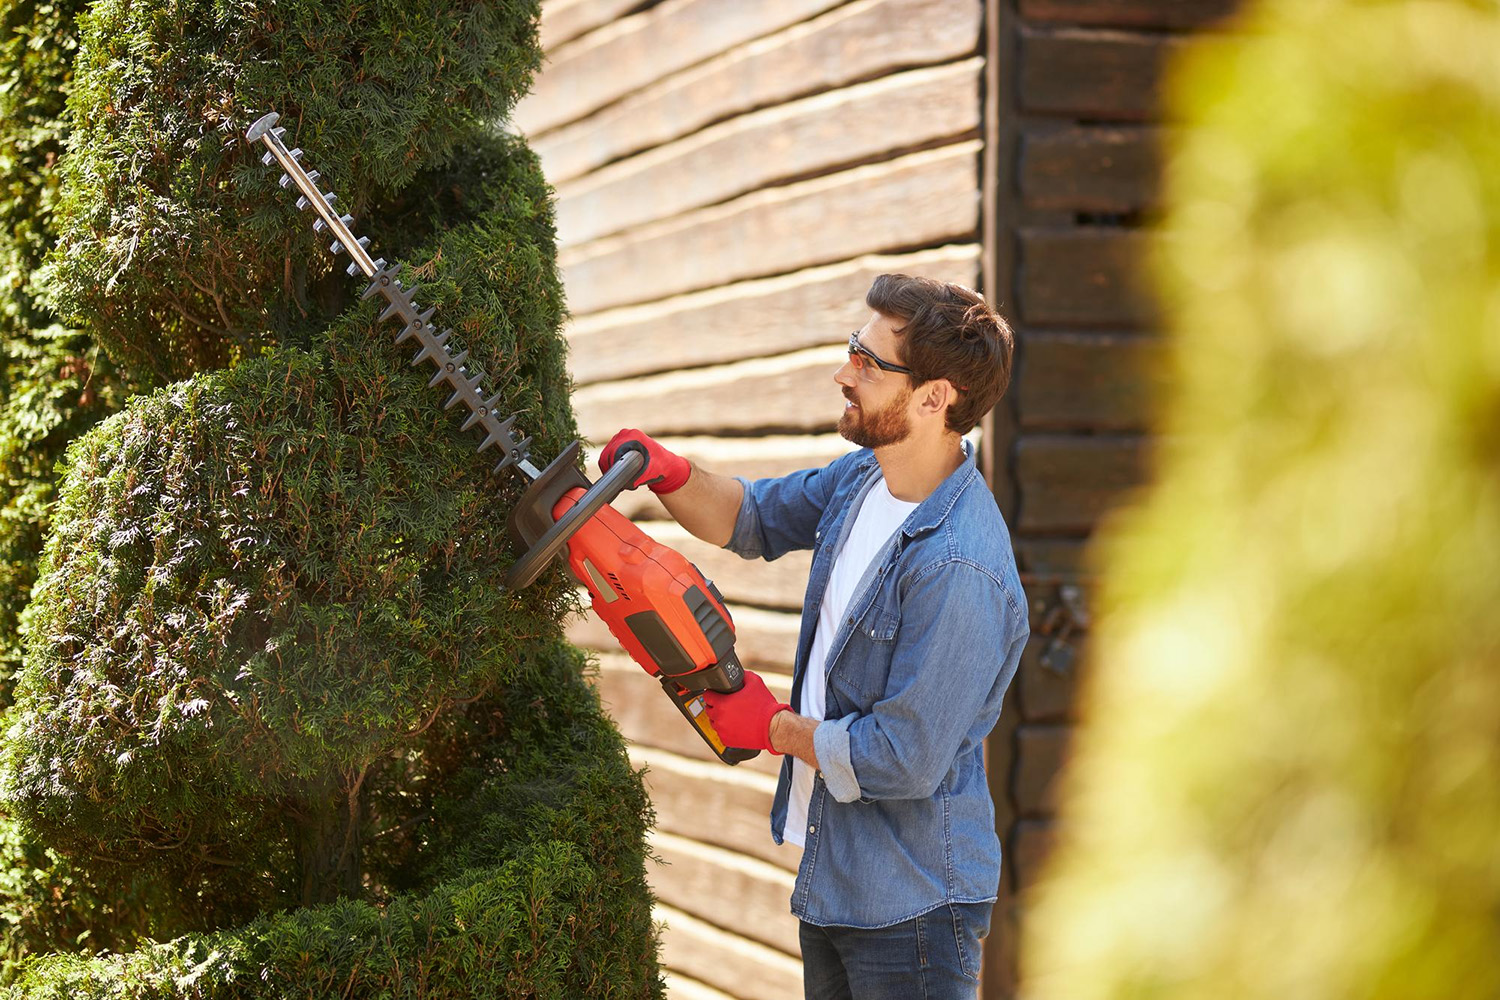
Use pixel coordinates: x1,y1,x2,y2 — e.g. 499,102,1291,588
1033,582,1091,677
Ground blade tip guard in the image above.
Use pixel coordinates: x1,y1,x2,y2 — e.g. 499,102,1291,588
246,112,280,142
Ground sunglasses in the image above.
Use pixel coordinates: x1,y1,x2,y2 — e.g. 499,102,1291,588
847,332,919,379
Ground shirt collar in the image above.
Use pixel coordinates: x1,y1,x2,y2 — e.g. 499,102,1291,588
854,439,978,539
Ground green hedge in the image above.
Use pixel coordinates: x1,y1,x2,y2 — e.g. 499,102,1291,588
6,129,576,920
0,0,125,697
0,0,662,991
38,0,543,388
3,642,662,999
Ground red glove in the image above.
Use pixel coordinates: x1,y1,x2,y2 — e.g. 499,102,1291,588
702,670,791,754
599,428,692,494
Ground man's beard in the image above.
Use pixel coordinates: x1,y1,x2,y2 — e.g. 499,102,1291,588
838,386,912,448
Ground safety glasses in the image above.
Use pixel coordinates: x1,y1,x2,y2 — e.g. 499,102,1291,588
847,332,918,381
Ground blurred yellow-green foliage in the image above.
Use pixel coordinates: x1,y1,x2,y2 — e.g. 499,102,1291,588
1022,1,1500,997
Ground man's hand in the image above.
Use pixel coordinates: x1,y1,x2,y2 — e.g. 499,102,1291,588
599,428,692,494
702,670,791,753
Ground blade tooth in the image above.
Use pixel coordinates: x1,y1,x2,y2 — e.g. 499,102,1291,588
492,436,533,473
307,171,321,183
361,262,401,301
340,214,354,226
288,147,303,161
466,371,484,392
444,376,486,412
390,301,432,332
477,413,518,454
313,218,326,232
355,236,370,251
418,308,439,330
461,392,506,431
380,298,412,325
295,195,309,211
379,285,420,325
446,349,470,369
346,261,362,276
329,240,343,255
323,191,337,205
271,127,286,140
261,150,275,166
410,341,445,368
409,329,453,369
427,366,457,390
456,392,504,431
279,173,293,188
375,279,418,313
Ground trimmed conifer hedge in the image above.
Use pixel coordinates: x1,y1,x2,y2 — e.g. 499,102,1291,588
0,0,124,697
0,0,663,993
5,641,661,999
0,0,132,966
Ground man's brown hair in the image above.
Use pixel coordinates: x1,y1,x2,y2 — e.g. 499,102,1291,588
865,273,1014,434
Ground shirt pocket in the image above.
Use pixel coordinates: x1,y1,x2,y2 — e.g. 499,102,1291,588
828,602,900,707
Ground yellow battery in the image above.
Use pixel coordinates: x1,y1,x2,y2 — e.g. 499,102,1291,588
685,694,726,753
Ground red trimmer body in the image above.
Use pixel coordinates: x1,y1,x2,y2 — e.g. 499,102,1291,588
553,489,756,765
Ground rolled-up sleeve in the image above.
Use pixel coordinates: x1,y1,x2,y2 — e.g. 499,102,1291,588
725,452,864,561
819,561,1028,803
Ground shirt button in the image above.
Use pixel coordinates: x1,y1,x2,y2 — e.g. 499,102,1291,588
808,825,816,834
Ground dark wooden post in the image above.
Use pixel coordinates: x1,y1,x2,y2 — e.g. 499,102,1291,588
979,1,1241,996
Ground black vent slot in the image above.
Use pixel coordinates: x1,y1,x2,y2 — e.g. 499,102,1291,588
682,585,734,659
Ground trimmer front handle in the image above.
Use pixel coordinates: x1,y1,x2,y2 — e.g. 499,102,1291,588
504,446,645,589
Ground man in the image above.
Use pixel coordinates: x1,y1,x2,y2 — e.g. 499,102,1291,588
600,274,1028,999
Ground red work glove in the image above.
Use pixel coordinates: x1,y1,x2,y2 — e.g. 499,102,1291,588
599,428,692,494
702,670,791,754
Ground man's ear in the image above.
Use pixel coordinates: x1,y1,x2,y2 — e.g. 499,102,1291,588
915,379,956,418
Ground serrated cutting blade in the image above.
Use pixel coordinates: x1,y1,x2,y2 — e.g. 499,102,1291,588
246,111,541,479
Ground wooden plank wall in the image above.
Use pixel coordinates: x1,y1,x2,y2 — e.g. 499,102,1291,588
980,1,1241,996
518,2,986,996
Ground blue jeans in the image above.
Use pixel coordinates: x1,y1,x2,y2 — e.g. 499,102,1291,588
799,901,992,1000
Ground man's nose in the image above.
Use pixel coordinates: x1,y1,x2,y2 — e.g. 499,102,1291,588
834,357,857,387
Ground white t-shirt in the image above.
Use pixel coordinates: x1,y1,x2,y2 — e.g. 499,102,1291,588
784,477,918,848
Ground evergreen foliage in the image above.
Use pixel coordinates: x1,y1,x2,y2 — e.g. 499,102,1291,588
38,0,542,388
0,0,124,695
1024,2,1500,996
0,326,121,700
0,0,661,992
0,0,83,335
0,0,132,964
7,137,577,917
3,642,662,999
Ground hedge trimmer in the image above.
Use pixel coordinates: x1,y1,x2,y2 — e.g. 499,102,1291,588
247,112,755,765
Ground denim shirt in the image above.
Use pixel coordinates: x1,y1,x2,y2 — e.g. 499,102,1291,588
726,441,1028,928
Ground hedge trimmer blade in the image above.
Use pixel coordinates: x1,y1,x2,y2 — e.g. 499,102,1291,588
244,116,755,766
246,111,540,479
